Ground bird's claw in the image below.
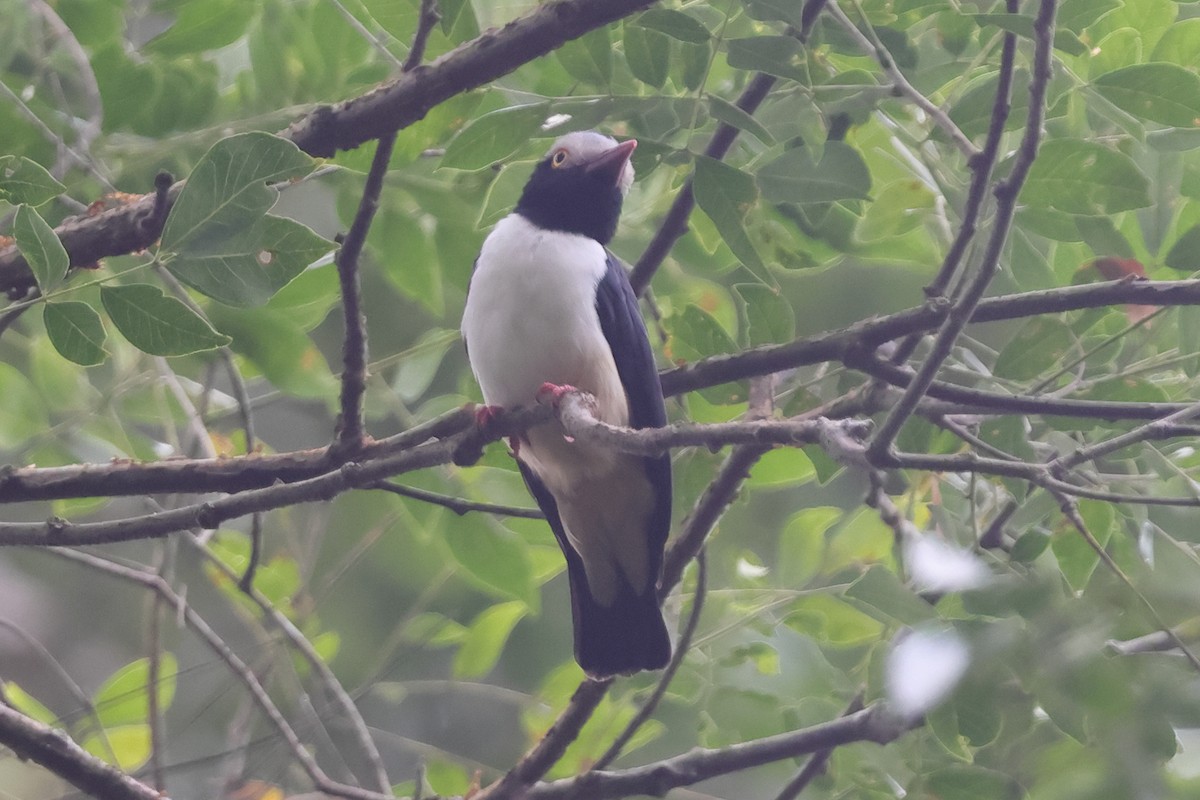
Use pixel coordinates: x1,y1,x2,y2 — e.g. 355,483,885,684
475,404,505,429
536,382,578,408
474,405,522,456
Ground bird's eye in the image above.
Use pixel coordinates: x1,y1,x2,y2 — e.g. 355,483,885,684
551,150,568,168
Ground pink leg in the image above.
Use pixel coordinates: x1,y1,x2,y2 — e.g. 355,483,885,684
474,405,522,456
536,382,578,407
474,404,504,428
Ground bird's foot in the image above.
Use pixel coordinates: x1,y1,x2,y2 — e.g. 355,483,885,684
536,382,578,408
474,405,522,456
474,404,505,429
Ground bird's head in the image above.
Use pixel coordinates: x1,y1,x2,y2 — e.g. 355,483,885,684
514,131,637,245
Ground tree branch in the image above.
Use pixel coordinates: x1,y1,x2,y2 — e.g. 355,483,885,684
0,0,660,295
0,702,163,800
525,704,912,800
332,131,396,455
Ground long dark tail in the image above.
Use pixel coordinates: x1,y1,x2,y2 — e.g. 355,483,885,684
569,566,671,678
517,461,671,677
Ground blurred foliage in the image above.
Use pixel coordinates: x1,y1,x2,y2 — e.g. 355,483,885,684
4,0,1200,798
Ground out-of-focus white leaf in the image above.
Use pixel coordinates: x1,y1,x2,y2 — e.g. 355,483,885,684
886,628,970,719
906,536,992,593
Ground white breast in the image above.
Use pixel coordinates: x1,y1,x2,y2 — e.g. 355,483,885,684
461,214,628,427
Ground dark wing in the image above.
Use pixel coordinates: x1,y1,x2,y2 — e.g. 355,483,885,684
593,252,672,579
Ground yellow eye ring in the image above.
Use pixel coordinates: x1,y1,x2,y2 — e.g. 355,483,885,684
551,150,568,167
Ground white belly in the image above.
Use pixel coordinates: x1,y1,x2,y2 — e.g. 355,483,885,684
462,214,628,429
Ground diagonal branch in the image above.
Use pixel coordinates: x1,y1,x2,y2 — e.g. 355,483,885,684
0,702,162,800
0,0,662,295
525,704,913,800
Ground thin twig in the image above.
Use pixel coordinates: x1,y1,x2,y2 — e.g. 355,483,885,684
866,0,1057,462
333,131,397,454
44,548,394,800
828,1,978,159
403,0,442,72
179,535,393,796
772,692,866,800
593,549,708,770
628,72,777,295
890,0,1018,364
1053,491,1200,674
372,480,544,518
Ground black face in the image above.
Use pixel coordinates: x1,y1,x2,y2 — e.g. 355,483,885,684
514,154,627,245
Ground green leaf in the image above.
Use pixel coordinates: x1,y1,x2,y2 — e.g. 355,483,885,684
425,759,471,797
3,683,56,725
623,24,669,88
634,9,710,42
401,612,467,647
777,507,840,587
444,516,538,608
14,204,69,292
265,263,339,330
373,208,443,314
845,565,936,626
949,70,1029,139
453,601,528,678
1150,19,1200,69
83,725,151,772
1093,64,1200,128
166,215,332,307
0,155,65,205
743,0,806,27
93,654,178,728
666,303,737,362
970,13,1087,56
0,363,48,449
442,103,551,171
734,284,794,346
993,318,1074,381
100,284,231,356
1075,215,1135,259
692,156,767,274
1056,0,1120,33
785,594,883,645
556,26,611,87
926,766,1024,800
1052,500,1113,591
161,132,314,253
1011,531,1050,563
1020,139,1151,214
43,302,107,366
392,329,458,403
707,96,774,145
146,0,257,55
208,305,336,397
56,0,124,47
748,447,815,487
756,142,872,205
1166,224,1200,270
726,36,807,82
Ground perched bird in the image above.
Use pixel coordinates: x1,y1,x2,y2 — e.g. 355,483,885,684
461,131,672,678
